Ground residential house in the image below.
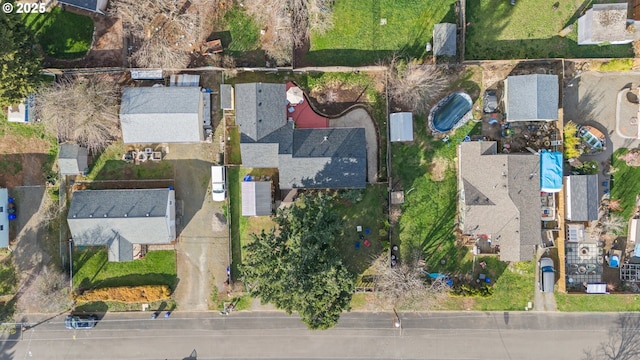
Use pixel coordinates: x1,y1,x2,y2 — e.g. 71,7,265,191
0,188,8,248
565,175,599,222
458,141,540,262
241,181,272,216
58,0,109,14
58,144,89,176
120,87,207,144
433,23,457,57
389,112,414,142
67,188,176,262
504,74,559,122
235,83,367,190
578,3,635,45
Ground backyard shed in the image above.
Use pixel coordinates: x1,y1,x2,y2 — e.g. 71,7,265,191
58,144,89,176
170,74,201,87
0,188,8,248
565,175,599,222
389,112,414,142
504,74,559,122
630,218,640,244
220,84,234,110
58,0,109,14
120,87,205,144
241,181,272,216
540,151,563,193
130,69,163,80
433,23,457,57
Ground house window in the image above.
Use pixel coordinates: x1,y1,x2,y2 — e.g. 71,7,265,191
0,225,3,231
0,207,3,212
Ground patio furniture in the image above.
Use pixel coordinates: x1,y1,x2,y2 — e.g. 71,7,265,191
364,228,371,235
359,234,364,240
357,226,362,232
355,241,360,249
363,240,371,247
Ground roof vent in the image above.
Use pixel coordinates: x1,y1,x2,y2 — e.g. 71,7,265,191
73,214,77,218
146,213,150,217
124,214,128,217
258,119,262,122
258,89,262,93
104,214,107,217
258,102,262,106
321,136,329,144
89,214,93,218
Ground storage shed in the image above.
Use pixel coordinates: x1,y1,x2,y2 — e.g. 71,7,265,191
389,112,414,142
241,181,272,216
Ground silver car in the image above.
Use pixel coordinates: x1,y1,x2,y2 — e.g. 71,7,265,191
539,257,555,293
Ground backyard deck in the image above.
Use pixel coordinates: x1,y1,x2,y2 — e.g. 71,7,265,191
286,82,328,129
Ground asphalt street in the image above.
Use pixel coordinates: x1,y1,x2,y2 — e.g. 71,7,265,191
1,311,628,360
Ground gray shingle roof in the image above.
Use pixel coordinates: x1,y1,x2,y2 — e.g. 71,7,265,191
241,181,272,216
235,83,287,141
459,142,540,262
120,87,204,144
240,143,280,168
58,0,102,12
0,188,8,247
292,128,366,158
58,144,89,175
578,3,632,45
433,23,457,56
505,74,559,122
565,175,599,221
67,189,176,252
389,112,414,142
108,237,134,262
220,84,234,110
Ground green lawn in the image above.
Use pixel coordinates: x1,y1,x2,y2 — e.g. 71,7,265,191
73,249,177,291
85,142,174,181
473,261,535,311
306,0,457,66
219,8,261,52
334,185,388,274
611,148,640,221
394,119,480,271
23,6,94,59
0,255,16,296
466,0,633,60
228,166,242,280
556,293,640,312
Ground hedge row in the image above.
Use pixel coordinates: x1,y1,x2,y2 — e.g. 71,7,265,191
76,285,171,303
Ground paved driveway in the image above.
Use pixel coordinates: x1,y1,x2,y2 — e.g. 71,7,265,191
533,247,557,311
164,143,228,311
563,72,640,199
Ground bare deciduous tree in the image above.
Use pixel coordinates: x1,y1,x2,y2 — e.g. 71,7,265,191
583,315,640,360
370,253,449,310
388,59,449,114
110,0,204,68
36,77,121,153
20,265,71,313
245,0,334,65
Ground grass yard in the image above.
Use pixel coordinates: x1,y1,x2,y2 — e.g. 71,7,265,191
219,8,261,52
0,254,17,296
334,185,388,274
473,261,535,311
228,166,242,280
73,249,177,291
556,293,640,312
85,142,174,181
394,119,480,271
610,148,640,222
74,299,176,313
306,0,457,66
466,0,633,60
23,6,94,59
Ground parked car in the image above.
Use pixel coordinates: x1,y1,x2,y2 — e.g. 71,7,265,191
483,89,498,113
539,257,555,293
211,165,226,202
65,315,97,329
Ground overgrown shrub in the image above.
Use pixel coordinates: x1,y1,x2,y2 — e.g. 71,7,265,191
339,189,364,204
563,122,582,160
76,285,171,303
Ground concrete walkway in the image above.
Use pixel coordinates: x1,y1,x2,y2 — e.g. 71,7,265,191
329,108,379,183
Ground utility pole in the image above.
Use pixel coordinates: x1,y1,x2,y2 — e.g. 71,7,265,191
393,308,401,329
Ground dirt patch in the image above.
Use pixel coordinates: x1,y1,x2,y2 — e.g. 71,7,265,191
44,8,124,68
0,135,51,187
429,156,449,182
307,73,383,116
617,149,640,166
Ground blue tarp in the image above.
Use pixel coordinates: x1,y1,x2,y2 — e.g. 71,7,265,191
540,151,563,193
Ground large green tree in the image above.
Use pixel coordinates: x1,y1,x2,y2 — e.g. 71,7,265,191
241,192,354,329
0,2,42,106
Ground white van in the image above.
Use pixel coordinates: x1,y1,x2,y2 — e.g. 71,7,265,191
211,166,226,201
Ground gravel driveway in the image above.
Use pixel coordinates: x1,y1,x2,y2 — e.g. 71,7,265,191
165,144,229,311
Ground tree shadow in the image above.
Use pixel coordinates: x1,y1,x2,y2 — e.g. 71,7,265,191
583,313,640,359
